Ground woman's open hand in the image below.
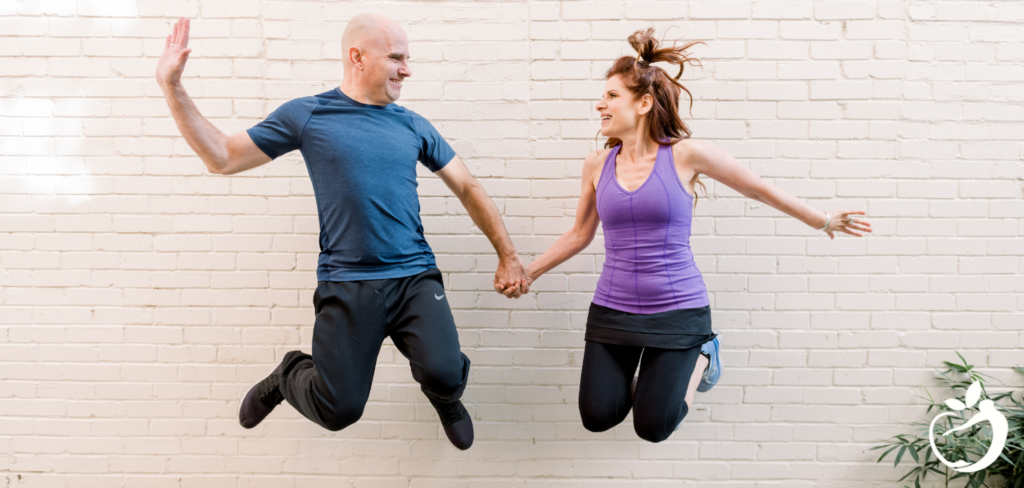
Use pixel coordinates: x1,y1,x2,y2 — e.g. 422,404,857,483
826,210,872,239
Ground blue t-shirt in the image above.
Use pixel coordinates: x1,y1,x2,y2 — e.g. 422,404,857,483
246,88,456,281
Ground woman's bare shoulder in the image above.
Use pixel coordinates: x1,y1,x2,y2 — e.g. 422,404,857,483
583,147,613,188
585,147,613,166
671,138,713,162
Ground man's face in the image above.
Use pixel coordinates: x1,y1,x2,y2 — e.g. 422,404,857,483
362,25,411,104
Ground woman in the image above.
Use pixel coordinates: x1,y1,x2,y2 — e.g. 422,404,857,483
499,29,872,443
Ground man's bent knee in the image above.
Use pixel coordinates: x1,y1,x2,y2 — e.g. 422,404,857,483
319,401,365,432
416,357,469,400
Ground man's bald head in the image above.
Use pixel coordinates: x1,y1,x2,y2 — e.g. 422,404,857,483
339,14,411,105
342,14,405,67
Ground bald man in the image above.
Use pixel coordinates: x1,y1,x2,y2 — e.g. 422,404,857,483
156,14,528,450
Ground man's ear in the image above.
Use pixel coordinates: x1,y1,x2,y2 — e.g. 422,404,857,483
349,46,363,70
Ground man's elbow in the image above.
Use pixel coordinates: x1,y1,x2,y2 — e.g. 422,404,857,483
459,178,486,200
202,157,232,175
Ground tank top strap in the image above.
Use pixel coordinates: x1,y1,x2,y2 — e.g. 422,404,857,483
596,145,621,194
653,144,674,182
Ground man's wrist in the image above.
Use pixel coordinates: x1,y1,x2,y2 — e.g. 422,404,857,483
159,80,184,96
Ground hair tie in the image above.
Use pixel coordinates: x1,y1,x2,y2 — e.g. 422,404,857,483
634,52,651,70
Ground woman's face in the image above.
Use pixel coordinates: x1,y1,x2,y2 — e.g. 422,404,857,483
595,74,649,139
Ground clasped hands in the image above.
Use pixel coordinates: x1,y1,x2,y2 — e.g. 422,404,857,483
492,255,532,299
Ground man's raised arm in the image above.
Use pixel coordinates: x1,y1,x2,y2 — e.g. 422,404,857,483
156,17,270,175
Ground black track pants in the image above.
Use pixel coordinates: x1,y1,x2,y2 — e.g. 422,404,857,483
278,268,470,431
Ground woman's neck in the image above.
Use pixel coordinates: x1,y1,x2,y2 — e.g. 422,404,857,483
617,129,659,163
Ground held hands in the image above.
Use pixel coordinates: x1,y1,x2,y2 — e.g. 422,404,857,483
493,255,530,299
156,17,192,89
823,210,872,239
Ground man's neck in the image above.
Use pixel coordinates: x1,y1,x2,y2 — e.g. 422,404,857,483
338,83,387,106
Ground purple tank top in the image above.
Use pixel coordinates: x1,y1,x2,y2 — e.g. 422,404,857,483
593,144,710,314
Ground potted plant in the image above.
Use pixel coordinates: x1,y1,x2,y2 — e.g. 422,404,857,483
870,352,1024,488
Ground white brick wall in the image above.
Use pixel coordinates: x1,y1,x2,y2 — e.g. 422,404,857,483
2,0,1023,485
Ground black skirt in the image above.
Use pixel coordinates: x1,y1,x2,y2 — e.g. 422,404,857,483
585,302,716,349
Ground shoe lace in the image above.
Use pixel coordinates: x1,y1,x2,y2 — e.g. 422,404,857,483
432,400,466,426
256,375,284,408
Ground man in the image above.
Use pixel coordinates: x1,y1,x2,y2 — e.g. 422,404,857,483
155,14,528,450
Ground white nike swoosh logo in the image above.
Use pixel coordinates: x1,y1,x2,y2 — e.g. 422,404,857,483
434,294,445,300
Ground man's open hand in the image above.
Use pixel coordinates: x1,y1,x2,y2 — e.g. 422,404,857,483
156,17,192,89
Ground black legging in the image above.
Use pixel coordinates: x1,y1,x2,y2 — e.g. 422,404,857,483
578,340,703,443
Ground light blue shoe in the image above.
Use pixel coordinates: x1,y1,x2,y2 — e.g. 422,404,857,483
697,332,721,393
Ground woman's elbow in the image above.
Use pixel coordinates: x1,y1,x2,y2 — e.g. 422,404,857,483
569,229,596,253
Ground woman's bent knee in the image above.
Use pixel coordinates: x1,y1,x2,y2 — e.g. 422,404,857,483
634,423,673,443
579,404,624,433
633,409,685,443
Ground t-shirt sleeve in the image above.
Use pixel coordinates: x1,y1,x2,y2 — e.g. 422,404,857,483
413,114,456,172
245,97,316,160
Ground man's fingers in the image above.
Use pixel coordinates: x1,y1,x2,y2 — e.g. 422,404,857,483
173,18,183,46
181,17,190,48
164,34,171,50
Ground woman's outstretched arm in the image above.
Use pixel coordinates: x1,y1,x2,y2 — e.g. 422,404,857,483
496,150,605,296
680,140,872,239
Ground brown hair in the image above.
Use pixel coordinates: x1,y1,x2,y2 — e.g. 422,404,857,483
605,28,707,203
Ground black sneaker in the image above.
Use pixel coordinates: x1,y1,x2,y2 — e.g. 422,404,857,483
430,399,474,450
238,362,285,429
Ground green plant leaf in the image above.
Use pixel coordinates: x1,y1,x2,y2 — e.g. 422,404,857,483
909,444,921,463
896,445,907,467
876,445,901,462
897,467,919,482
946,361,969,373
